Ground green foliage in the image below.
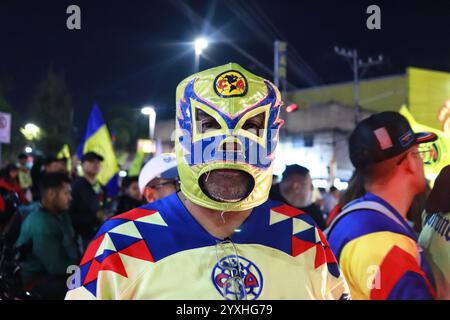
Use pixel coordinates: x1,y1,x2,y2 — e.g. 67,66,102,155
102,104,148,153
29,67,73,156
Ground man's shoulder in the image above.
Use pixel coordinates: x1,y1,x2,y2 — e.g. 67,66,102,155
89,195,182,257
331,205,403,235
261,200,342,280
20,207,58,234
22,206,46,222
260,199,329,252
327,200,410,259
264,199,318,227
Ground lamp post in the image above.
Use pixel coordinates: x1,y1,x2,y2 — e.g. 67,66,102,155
141,106,156,140
194,37,208,72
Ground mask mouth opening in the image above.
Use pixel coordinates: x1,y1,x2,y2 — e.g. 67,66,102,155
199,169,255,203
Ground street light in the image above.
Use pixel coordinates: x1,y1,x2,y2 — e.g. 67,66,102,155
194,37,208,72
20,123,41,140
141,106,156,140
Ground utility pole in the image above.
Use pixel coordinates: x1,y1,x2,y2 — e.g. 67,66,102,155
334,47,383,123
274,41,288,97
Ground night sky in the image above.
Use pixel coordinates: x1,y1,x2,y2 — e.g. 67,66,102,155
1,0,450,129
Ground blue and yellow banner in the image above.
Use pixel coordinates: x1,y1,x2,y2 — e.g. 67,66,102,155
78,104,119,196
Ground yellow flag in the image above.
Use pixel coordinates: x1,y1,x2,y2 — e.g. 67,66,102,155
80,105,119,189
400,105,450,182
57,144,72,172
128,149,145,177
82,124,119,186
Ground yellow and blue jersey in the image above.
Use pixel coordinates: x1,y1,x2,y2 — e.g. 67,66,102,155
419,211,450,299
65,193,350,300
327,193,436,300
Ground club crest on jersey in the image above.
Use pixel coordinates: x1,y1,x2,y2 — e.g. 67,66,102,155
419,142,440,165
214,70,248,98
211,255,263,300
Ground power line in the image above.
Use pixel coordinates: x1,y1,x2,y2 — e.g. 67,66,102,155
334,46,384,123
246,0,324,85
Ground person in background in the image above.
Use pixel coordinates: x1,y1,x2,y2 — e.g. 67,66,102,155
323,186,341,216
407,184,431,234
30,155,44,201
69,151,106,250
17,153,33,202
270,164,326,230
0,164,29,205
16,172,79,299
326,172,365,227
327,111,437,299
30,156,68,202
138,153,179,203
114,176,143,215
419,165,450,300
326,171,430,233
44,156,68,174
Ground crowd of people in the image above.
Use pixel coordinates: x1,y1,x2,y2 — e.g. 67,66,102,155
0,150,181,299
0,63,448,300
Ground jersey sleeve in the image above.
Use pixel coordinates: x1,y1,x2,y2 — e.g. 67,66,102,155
289,204,351,300
65,207,158,300
316,228,351,300
339,231,436,300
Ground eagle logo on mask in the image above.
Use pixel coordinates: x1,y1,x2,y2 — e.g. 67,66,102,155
214,70,248,98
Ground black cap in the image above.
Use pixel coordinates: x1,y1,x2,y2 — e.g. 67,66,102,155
349,111,437,169
81,151,104,163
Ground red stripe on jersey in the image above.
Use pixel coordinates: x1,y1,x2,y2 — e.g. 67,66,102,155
80,233,106,265
120,239,155,262
370,245,436,299
272,204,305,217
84,259,102,285
100,252,128,278
292,236,316,257
111,208,158,221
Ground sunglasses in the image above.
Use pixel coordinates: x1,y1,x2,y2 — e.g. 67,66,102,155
396,149,426,166
146,180,177,190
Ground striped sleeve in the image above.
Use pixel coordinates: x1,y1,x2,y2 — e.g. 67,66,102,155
339,231,436,300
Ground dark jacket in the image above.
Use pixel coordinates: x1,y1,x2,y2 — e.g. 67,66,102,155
115,194,143,216
16,204,80,282
69,177,105,239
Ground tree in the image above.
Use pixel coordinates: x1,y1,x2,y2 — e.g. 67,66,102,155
29,67,73,156
103,104,148,153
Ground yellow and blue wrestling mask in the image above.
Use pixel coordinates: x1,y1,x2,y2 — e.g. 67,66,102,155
175,63,284,211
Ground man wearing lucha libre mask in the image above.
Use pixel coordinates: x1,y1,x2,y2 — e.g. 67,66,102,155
66,63,350,300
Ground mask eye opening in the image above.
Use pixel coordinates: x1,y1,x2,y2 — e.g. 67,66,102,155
195,107,222,134
241,111,266,137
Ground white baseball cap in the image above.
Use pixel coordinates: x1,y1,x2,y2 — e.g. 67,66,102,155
138,153,179,194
